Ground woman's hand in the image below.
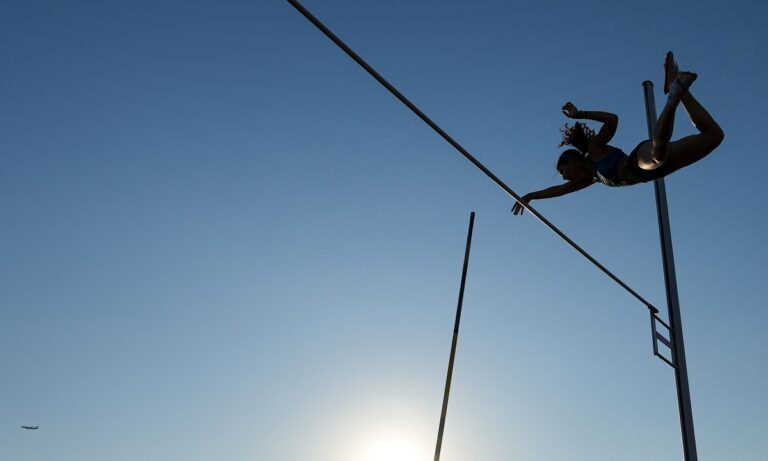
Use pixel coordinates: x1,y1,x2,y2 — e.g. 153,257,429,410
562,102,580,118
511,194,533,215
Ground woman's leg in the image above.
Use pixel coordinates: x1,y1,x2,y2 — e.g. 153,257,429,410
660,91,724,172
648,95,678,166
679,91,719,133
630,91,724,180
636,73,699,170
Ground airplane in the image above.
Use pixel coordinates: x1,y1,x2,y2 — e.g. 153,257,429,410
21,425,39,430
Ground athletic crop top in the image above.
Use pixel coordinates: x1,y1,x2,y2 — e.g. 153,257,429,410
589,148,626,187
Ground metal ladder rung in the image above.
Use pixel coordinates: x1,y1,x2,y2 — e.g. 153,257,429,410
650,312,676,369
655,332,673,350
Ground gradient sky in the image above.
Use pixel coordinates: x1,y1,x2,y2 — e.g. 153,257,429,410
2,1,767,460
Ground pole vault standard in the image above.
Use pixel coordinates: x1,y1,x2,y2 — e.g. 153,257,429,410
643,82,698,461
286,0,658,315
434,212,475,461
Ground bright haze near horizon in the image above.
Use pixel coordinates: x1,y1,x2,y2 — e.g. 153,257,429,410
1,1,766,460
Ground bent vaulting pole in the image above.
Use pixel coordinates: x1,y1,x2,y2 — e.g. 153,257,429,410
286,0,659,315
642,81,698,461
434,212,475,461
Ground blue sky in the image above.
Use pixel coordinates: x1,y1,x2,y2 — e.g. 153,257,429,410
1,1,766,460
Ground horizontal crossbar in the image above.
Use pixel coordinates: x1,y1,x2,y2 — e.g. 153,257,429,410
287,0,659,315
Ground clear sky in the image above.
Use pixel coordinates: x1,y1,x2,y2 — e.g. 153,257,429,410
1,1,766,460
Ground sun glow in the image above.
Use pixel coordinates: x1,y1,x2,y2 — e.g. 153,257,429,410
323,392,435,461
357,430,423,461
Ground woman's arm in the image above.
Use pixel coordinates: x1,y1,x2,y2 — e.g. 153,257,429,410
512,178,594,215
563,102,619,146
581,110,618,146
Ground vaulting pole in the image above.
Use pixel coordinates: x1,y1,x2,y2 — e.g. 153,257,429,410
642,81,698,461
434,212,475,461
286,0,658,315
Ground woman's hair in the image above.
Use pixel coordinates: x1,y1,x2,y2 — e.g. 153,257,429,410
556,148,587,176
559,121,595,152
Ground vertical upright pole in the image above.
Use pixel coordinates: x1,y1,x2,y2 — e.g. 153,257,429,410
434,212,475,461
642,81,698,461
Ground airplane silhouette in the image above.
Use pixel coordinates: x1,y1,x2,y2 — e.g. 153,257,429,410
21,425,39,430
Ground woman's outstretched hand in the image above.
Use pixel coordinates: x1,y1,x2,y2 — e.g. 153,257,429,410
562,102,579,118
511,194,533,215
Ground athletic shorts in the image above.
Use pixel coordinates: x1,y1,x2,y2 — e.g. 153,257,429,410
625,141,679,183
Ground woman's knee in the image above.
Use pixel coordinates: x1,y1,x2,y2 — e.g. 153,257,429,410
699,123,724,151
710,123,725,147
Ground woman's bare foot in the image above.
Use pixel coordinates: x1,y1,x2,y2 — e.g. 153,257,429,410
668,71,698,101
